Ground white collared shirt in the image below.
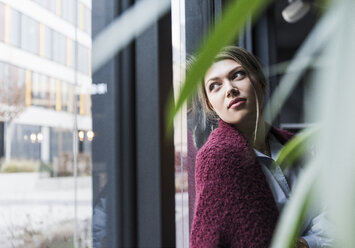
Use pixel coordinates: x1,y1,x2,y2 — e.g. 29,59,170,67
254,134,333,248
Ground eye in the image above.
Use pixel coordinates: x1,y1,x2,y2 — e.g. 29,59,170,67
231,70,246,80
208,82,220,92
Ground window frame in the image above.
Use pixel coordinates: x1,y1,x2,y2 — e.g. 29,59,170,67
92,0,175,247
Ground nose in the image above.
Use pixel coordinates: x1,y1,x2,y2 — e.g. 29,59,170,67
226,82,239,98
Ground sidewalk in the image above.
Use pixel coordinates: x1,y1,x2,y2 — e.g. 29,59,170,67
0,173,190,247
0,173,92,247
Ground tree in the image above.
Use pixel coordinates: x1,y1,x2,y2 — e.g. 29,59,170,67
0,80,26,162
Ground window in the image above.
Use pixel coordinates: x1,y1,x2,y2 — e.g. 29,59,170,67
49,128,74,171
10,66,25,105
84,5,91,34
10,124,41,160
10,8,21,47
52,31,66,65
0,62,4,87
61,82,68,111
61,0,75,24
48,77,56,109
78,2,84,31
77,44,89,75
55,79,62,111
17,67,26,87
52,31,59,63
58,34,66,65
67,84,74,113
0,2,93,246
2,63,10,85
45,26,52,59
31,72,40,102
21,15,39,54
0,3,4,41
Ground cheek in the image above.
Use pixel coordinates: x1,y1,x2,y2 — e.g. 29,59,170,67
207,93,223,111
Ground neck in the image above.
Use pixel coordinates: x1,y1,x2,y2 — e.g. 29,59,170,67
253,119,270,155
236,116,270,155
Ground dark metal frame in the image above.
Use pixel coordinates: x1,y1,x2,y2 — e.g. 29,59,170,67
92,0,175,246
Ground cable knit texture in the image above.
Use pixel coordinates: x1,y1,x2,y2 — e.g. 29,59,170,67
190,119,293,248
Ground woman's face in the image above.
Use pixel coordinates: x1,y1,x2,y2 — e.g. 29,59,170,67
204,59,261,130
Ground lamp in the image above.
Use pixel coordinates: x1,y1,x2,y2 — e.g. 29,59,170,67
282,0,311,23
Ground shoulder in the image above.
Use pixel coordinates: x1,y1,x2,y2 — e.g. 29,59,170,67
195,122,255,175
197,124,247,158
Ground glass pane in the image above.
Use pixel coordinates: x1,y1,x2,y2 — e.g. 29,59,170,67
10,9,21,47
172,0,189,247
0,1,93,247
0,3,4,42
77,44,89,75
20,15,39,54
45,26,52,59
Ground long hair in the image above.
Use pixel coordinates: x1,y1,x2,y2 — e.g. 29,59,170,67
197,46,267,144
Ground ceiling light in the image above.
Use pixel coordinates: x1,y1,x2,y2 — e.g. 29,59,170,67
282,0,311,23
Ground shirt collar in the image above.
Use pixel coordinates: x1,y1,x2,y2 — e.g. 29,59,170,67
254,133,284,161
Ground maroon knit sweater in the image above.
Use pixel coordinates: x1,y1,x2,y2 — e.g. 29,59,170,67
190,119,293,248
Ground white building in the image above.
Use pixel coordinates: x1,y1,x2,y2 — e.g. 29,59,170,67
0,0,92,168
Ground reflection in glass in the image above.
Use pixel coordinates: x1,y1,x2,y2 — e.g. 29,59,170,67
0,0,92,246
172,0,190,247
0,3,4,41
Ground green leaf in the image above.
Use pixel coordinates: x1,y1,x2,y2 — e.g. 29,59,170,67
166,0,272,130
275,126,318,170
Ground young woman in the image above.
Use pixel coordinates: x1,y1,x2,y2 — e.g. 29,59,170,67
190,46,332,248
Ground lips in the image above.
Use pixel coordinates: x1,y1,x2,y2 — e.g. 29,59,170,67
228,97,246,109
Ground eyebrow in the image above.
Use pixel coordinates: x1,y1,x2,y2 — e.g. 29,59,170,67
205,65,244,86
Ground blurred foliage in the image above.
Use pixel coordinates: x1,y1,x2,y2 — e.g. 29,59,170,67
167,0,355,247
275,126,318,170
0,159,39,173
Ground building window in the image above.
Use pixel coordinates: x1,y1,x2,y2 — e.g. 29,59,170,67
66,38,73,67
48,0,56,13
84,5,91,35
21,15,39,55
0,62,4,87
10,8,21,47
48,77,56,109
61,82,68,112
67,84,74,113
31,72,40,105
0,3,5,41
10,66,25,105
10,123,41,160
49,127,73,163
39,23,45,57
61,0,75,24
52,31,66,65
55,79,62,111
77,44,89,75
78,2,84,31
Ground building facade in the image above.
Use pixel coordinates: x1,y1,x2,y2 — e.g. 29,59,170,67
0,0,92,170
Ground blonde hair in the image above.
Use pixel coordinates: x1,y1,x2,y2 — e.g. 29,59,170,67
197,46,267,144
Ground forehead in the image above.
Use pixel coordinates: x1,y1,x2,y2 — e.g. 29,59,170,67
204,59,242,83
